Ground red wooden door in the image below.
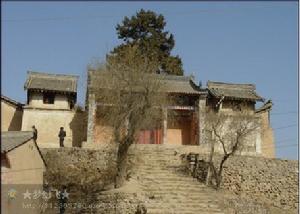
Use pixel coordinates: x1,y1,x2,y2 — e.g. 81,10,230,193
138,129,162,144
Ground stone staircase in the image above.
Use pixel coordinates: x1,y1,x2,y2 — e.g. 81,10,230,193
129,144,224,214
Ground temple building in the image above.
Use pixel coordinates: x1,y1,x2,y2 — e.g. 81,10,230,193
85,70,275,158
86,70,207,146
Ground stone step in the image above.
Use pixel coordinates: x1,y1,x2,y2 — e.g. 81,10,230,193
130,152,177,155
146,207,224,214
137,175,195,181
145,201,219,206
134,165,182,169
146,204,221,210
137,177,196,182
145,198,219,204
132,153,179,156
138,173,192,177
139,180,206,186
141,186,210,192
139,181,203,186
127,145,223,213
135,161,182,165
142,189,211,194
143,191,216,197
146,206,223,211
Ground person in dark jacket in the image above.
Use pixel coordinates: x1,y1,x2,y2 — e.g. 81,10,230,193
32,125,38,142
58,127,66,147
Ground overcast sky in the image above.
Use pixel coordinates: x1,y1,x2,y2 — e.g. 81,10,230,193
2,2,298,159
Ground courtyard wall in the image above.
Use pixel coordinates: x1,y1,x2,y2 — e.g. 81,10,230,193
21,108,86,147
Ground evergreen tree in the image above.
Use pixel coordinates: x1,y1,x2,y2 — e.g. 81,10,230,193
107,9,184,75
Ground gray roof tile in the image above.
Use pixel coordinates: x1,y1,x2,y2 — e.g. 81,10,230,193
88,70,202,95
1,95,24,108
207,81,264,101
1,131,33,153
24,71,78,93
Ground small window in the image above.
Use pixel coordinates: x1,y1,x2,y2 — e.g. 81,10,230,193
232,101,242,111
43,93,55,104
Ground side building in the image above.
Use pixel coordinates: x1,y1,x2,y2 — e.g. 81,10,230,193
1,131,46,214
21,71,86,148
205,81,275,158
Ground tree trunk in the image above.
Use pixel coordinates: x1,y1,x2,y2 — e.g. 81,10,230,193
114,141,131,188
206,141,215,185
215,170,222,189
215,154,229,189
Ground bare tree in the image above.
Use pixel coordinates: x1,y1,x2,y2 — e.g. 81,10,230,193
90,45,168,188
205,110,259,189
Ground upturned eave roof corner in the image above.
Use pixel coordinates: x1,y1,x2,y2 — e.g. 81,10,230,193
255,99,273,113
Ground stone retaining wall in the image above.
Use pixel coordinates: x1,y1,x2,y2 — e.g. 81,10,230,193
40,147,147,213
41,147,117,192
184,154,298,211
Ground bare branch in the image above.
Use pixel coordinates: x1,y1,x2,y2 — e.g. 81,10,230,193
90,45,168,187
205,110,259,189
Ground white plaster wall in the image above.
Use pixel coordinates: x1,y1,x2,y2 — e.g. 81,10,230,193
21,108,86,148
2,140,45,184
54,94,70,109
207,114,259,156
259,111,275,158
1,101,23,131
255,127,262,154
29,92,70,109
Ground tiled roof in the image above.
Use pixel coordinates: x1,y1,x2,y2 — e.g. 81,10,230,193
1,95,24,108
24,71,78,93
207,81,264,101
1,131,33,153
88,70,202,95
161,75,202,94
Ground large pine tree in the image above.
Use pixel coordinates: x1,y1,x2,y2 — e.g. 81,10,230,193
107,9,184,76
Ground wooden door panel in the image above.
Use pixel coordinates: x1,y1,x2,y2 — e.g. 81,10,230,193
138,129,162,144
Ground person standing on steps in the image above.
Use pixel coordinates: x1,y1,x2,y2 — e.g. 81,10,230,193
32,125,38,143
58,127,66,147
